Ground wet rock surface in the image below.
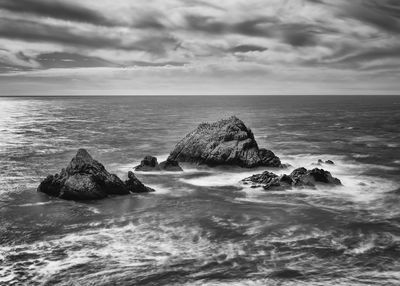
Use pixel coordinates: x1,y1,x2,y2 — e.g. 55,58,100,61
168,116,282,168
135,156,183,172
243,167,342,190
125,171,155,193
38,149,154,200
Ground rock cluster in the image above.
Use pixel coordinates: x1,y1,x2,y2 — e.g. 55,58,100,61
317,159,335,165
134,156,183,172
242,167,341,190
167,116,282,168
38,149,154,200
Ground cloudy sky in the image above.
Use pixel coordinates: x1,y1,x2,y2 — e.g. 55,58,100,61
0,0,399,95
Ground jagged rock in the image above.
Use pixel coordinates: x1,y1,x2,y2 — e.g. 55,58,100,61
291,168,341,186
135,156,161,171
38,149,153,200
125,171,155,193
242,167,341,190
168,116,282,168
134,156,183,172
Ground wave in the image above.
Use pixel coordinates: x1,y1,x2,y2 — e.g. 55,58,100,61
0,217,249,285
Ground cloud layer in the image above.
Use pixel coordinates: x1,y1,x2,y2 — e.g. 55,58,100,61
0,0,399,94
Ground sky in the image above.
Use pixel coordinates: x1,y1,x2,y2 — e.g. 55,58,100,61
0,0,399,95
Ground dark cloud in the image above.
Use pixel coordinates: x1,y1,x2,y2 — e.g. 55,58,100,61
230,45,268,53
339,0,400,34
0,17,179,55
184,15,280,38
184,15,333,47
0,0,117,26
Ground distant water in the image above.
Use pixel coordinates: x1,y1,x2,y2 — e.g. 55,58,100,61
0,96,400,285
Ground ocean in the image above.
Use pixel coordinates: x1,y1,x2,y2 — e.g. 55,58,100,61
0,96,400,285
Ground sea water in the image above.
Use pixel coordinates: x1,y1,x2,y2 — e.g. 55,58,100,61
0,96,399,285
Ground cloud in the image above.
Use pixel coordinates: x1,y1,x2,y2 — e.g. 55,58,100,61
0,0,399,94
0,0,117,26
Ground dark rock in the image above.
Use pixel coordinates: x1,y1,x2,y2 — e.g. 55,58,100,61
168,116,282,168
135,156,183,172
317,159,335,165
38,149,153,200
125,171,155,193
135,156,161,171
159,158,183,171
242,167,341,190
291,168,342,186
242,171,281,189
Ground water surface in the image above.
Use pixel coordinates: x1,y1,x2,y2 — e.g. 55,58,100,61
0,96,400,285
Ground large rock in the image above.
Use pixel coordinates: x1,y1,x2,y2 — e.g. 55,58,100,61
242,167,341,190
134,156,183,172
38,149,153,200
167,116,282,168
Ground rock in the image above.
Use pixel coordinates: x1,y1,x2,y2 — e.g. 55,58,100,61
134,156,183,172
125,171,155,193
242,167,341,190
242,171,281,189
168,116,282,168
38,149,153,200
135,156,161,171
317,159,335,165
291,168,342,186
159,158,183,171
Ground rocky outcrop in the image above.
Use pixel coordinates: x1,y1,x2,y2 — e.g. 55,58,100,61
125,171,155,193
38,149,154,200
242,167,341,190
134,156,183,172
167,116,282,168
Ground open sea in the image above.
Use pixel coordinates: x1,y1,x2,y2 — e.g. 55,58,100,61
0,95,400,286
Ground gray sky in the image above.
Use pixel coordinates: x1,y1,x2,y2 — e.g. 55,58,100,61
0,0,399,95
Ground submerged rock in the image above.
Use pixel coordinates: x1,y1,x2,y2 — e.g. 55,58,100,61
134,156,183,172
38,149,153,200
167,116,282,168
242,167,341,190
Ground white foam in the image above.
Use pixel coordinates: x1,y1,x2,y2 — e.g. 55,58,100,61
180,170,258,187
352,154,371,159
87,206,101,214
18,202,54,207
236,153,399,206
146,184,195,196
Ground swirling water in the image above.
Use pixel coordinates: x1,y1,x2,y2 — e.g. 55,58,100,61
0,96,400,285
